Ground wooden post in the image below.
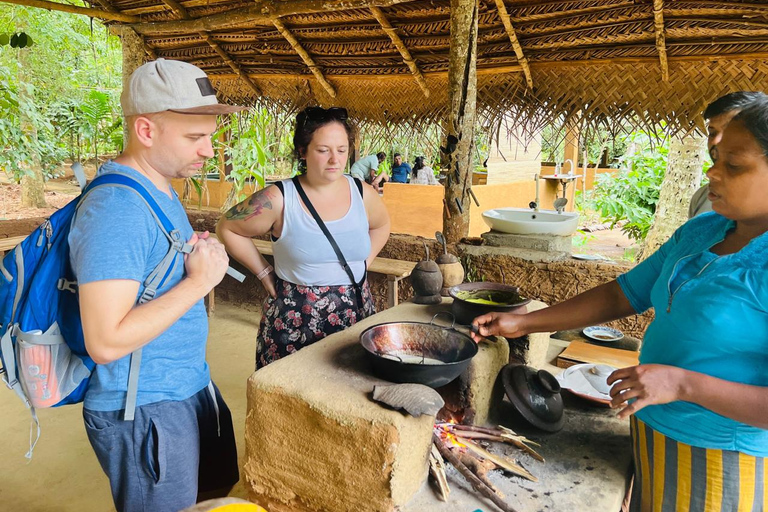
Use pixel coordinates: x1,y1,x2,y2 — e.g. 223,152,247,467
563,122,579,168
121,27,146,145
442,0,478,243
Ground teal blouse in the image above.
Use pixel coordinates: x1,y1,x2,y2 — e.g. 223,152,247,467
617,212,768,456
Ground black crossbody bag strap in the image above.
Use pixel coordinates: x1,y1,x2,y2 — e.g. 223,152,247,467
291,177,366,308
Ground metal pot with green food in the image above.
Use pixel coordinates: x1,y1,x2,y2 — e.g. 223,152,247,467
448,282,532,325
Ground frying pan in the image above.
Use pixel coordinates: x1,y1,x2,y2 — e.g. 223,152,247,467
359,318,478,388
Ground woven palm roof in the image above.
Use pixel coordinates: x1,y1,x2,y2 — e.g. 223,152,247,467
81,0,768,133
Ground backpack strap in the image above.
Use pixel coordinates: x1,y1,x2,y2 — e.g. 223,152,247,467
291,176,366,309
79,174,191,421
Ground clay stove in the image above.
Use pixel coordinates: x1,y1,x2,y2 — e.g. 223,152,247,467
242,299,549,512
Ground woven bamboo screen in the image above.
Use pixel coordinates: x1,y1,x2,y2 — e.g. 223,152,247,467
73,0,768,133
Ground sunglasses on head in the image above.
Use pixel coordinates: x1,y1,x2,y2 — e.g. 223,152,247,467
301,106,348,124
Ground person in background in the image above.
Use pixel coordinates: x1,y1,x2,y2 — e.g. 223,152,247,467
410,156,439,185
350,151,385,186
217,107,391,369
70,59,240,512
474,97,768,511
689,91,767,218
389,153,411,183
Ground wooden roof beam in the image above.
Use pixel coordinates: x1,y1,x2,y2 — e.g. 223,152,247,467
0,0,138,22
94,0,156,59
159,0,262,96
653,0,669,82
369,6,429,98
272,18,336,98
494,0,533,90
127,0,414,35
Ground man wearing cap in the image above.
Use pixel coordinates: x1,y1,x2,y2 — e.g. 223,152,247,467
69,59,242,512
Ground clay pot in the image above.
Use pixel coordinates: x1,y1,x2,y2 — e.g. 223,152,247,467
410,243,443,304
436,253,464,296
448,282,531,325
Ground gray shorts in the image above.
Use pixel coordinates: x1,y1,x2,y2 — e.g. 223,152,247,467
83,382,239,512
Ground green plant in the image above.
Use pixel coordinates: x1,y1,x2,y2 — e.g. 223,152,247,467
572,229,596,248
0,65,65,182
583,130,671,241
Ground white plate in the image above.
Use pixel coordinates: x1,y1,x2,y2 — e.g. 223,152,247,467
583,325,624,343
556,363,618,405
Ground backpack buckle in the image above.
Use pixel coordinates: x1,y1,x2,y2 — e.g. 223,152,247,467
56,279,77,294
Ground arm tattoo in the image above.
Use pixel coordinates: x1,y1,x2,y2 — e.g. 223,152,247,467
224,187,276,221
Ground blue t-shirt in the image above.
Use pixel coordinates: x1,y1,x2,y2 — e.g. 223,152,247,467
69,161,209,412
617,212,768,456
390,162,412,183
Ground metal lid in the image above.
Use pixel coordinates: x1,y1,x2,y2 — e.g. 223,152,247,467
501,363,564,432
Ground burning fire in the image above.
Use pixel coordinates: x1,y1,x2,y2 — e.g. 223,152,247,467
434,421,467,450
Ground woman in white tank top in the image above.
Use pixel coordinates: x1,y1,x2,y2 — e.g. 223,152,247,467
216,107,391,368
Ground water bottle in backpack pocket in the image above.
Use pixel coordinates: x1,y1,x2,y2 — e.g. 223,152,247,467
15,323,90,408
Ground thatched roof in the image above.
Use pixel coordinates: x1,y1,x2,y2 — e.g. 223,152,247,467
44,0,768,132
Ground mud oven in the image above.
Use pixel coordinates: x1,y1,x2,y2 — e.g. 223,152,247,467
242,300,550,512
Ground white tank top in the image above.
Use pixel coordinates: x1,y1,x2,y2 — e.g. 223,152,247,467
272,176,371,286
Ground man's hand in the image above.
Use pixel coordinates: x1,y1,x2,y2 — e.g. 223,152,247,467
185,231,229,293
607,364,688,419
471,312,529,341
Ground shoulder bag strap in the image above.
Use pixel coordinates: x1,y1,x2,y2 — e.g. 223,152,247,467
291,176,366,308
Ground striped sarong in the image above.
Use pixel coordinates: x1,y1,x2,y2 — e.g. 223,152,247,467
630,416,767,512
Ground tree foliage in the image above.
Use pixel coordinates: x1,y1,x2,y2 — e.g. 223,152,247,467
0,4,122,182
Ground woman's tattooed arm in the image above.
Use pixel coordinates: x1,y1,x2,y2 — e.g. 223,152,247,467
224,187,278,221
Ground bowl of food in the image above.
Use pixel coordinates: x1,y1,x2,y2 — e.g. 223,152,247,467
448,282,532,325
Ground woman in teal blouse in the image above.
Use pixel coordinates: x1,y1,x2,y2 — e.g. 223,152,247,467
474,99,768,511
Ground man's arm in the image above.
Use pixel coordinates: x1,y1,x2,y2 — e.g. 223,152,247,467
80,236,228,364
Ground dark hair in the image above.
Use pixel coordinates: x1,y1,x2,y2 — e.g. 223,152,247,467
703,91,768,120
394,152,402,159
376,152,386,162
731,98,768,156
293,106,354,173
413,156,425,171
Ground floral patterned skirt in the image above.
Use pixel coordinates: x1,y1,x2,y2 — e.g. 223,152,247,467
256,277,376,369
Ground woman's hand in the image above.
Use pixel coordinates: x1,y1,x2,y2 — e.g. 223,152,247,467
607,364,689,419
260,271,277,299
471,312,529,341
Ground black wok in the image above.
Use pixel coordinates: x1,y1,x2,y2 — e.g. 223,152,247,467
359,321,478,388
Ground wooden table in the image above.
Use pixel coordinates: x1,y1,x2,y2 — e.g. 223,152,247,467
0,236,28,255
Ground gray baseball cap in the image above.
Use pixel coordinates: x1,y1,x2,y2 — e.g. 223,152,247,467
121,58,246,116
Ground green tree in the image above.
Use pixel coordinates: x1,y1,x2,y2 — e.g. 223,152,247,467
0,3,122,199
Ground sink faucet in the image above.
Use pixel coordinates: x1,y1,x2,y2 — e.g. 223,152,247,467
563,159,574,175
529,173,540,211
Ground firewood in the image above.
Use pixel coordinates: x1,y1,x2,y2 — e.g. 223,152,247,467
455,437,538,482
438,423,544,462
432,434,520,512
428,444,451,501
456,450,504,498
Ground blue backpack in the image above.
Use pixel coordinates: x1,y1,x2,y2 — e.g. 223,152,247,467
0,173,194,457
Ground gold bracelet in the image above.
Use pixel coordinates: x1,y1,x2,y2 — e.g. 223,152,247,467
256,265,273,280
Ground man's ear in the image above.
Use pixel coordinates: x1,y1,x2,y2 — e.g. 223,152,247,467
132,116,156,148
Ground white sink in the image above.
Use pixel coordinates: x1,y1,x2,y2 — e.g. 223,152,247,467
482,207,579,236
